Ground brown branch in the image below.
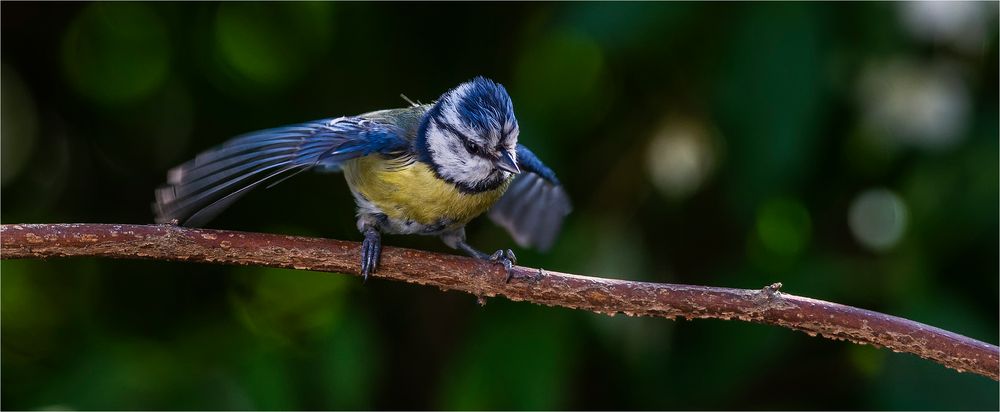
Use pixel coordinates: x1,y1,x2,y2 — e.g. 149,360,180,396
2,223,997,380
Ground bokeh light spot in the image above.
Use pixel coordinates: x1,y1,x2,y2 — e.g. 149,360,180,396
848,188,908,252
61,3,170,104
755,197,812,257
646,119,718,200
899,1,996,53
214,2,334,90
858,59,970,150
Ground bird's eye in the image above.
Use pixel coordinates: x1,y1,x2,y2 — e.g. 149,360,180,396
463,140,481,155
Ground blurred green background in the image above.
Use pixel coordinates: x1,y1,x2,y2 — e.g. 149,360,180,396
2,2,998,410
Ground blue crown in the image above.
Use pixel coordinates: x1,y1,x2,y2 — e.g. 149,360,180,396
453,76,515,133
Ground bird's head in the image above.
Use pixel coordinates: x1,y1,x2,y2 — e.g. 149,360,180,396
417,76,520,193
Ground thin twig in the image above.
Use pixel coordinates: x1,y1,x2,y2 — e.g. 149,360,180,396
2,223,997,380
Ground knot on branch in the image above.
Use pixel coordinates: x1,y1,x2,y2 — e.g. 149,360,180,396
750,282,797,312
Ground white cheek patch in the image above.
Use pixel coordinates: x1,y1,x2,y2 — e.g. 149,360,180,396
426,122,495,185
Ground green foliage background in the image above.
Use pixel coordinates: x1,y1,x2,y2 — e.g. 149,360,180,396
2,2,998,409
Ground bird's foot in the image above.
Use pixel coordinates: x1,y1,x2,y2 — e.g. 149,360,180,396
452,238,537,284
487,249,527,283
487,249,515,282
361,227,381,282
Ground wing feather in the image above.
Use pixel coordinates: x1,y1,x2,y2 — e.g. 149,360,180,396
153,117,408,226
488,145,571,251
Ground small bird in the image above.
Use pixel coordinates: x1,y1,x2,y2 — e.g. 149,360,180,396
154,77,571,281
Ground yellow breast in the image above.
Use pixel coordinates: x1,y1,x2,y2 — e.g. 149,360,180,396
342,156,510,227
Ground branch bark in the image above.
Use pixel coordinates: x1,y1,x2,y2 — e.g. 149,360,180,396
2,223,997,380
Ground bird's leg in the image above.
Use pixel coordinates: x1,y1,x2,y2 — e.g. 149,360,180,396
440,228,533,283
459,241,520,283
360,224,382,282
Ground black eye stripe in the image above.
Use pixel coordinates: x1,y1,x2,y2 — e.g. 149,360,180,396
433,117,471,143
433,117,492,157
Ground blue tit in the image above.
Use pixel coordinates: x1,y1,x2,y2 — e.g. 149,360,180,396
154,76,571,281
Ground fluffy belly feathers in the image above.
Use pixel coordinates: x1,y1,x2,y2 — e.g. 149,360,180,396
343,156,509,233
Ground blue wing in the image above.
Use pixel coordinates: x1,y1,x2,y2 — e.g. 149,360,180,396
488,144,571,251
154,117,409,227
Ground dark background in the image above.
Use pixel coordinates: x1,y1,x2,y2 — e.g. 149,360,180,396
2,2,998,410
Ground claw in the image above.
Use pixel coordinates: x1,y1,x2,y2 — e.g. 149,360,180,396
361,228,381,282
485,249,520,283
455,240,533,284
495,251,542,284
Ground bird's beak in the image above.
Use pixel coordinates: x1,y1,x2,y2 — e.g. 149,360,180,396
496,150,521,174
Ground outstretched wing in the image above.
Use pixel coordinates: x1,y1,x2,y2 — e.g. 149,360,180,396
488,144,571,251
154,117,409,227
